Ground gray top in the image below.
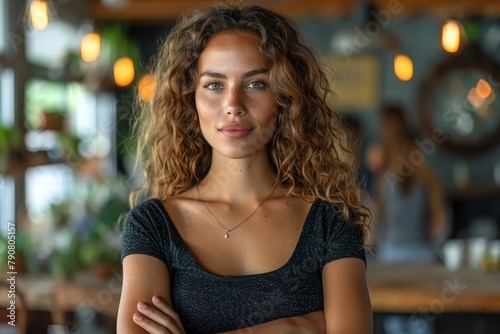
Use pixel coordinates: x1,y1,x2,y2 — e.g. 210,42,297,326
121,198,365,333
377,182,436,263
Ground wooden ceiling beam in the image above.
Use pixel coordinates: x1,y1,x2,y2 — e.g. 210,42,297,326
89,0,354,22
90,0,500,22
265,1,355,19
374,0,500,17
90,0,208,22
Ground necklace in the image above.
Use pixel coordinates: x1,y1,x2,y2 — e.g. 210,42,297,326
197,184,275,238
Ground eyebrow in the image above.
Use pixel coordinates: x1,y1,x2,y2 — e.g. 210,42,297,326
199,68,268,79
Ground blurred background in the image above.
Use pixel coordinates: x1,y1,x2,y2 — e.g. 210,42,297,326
0,0,499,333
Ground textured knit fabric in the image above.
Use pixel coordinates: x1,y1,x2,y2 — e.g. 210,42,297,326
121,198,366,333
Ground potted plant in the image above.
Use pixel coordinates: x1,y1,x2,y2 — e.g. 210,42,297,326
0,125,23,174
79,195,127,278
0,229,37,275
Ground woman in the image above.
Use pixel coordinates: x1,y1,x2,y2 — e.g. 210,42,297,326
367,106,449,334
117,3,372,333
369,106,449,264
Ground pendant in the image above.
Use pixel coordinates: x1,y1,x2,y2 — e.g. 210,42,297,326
225,230,229,238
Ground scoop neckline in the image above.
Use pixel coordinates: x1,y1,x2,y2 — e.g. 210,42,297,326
150,198,321,279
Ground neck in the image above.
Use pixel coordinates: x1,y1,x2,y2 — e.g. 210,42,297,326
200,151,276,205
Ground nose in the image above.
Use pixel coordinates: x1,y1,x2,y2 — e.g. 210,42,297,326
225,86,247,116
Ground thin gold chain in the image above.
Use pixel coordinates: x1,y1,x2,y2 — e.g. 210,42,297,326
197,184,275,238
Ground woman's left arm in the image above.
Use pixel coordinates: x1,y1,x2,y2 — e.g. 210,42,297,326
322,257,372,334
137,305,325,334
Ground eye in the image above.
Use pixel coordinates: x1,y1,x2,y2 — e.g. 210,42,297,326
204,82,223,90
247,81,266,89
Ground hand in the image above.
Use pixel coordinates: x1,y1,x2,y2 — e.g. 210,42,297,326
133,295,185,334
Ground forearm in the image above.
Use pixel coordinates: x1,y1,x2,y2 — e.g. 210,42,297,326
220,311,325,334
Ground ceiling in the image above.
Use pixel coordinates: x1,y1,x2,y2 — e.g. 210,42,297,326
89,0,354,21
89,0,500,22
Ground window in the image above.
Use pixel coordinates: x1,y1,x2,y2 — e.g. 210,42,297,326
23,80,117,226
0,176,15,235
25,164,74,225
26,19,80,68
0,71,15,228
1,68,15,126
25,79,73,129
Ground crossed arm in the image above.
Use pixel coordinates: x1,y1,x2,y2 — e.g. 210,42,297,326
117,255,372,334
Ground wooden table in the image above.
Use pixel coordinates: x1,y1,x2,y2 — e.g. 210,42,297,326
366,262,500,313
15,271,121,324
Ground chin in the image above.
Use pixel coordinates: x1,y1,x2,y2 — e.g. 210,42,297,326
216,146,267,160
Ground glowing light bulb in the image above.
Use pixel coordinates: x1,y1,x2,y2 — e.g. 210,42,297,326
394,54,413,81
30,0,49,30
138,74,156,101
113,57,135,87
442,20,460,53
475,79,492,100
81,32,101,62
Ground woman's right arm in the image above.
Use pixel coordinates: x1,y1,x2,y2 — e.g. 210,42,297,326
117,254,184,333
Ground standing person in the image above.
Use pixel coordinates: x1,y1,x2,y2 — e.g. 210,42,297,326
369,106,449,264
367,106,449,334
117,3,372,333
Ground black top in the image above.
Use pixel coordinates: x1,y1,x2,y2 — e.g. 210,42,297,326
121,198,366,333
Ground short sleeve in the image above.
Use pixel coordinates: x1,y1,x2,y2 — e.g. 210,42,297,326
120,200,169,266
322,206,366,266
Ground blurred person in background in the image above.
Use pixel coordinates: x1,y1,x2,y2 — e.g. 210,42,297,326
366,105,450,334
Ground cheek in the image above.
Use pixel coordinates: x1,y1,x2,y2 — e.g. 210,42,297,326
195,92,219,117
196,106,217,142
259,113,279,144
195,94,212,123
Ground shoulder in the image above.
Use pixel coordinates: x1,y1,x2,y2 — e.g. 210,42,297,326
311,199,366,259
121,199,174,264
125,198,167,222
308,199,362,241
309,199,344,224
121,198,172,234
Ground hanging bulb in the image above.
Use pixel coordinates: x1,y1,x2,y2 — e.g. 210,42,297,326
113,57,135,87
81,32,101,62
475,79,493,100
138,74,156,101
442,20,461,53
30,0,49,30
394,54,413,81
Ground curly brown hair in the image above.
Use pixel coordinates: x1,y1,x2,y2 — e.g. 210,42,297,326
131,3,371,244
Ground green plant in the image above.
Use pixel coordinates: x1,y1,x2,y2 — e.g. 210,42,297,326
0,126,23,173
57,131,81,158
49,233,81,280
0,229,37,274
78,196,127,273
78,221,121,280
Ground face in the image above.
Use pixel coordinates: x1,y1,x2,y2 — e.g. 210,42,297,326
195,31,279,160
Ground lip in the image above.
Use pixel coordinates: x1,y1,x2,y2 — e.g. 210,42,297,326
219,123,254,139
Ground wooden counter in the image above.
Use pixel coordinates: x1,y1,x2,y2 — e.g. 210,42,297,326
14,271,121,324
366,263,500,313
